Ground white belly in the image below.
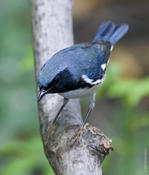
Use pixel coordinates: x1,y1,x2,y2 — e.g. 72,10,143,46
59,84,100,99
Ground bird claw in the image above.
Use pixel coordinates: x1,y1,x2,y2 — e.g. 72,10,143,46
45,123,56,146
70,123,90,147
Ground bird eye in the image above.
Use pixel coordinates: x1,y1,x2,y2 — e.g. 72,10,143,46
54,76,60,83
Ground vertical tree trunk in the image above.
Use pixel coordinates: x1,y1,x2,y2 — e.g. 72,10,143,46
32,0,112,175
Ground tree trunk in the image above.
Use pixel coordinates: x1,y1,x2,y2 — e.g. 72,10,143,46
32,0,112,175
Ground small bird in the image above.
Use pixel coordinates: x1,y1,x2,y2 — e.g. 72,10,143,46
38,21,129,125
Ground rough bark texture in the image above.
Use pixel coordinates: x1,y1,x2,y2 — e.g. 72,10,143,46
32,0,112,175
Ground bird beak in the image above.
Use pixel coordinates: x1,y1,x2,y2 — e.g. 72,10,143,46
38,88,47,102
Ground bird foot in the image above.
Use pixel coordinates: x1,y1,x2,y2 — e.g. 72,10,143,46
49,123,56,134
45,123,56,146
70,123,91,147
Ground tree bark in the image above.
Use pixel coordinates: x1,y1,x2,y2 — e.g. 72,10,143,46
32,0,112,175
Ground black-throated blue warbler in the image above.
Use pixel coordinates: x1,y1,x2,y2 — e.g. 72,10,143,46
38,21,129,125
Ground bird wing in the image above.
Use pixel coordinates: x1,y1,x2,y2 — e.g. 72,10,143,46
67,42,111,87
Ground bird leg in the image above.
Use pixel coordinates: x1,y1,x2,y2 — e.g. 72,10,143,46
83,93,96,126
45,98,69,144
52,98,69,124
71,93,96,145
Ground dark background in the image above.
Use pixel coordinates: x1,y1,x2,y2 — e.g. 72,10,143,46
0,0,149,175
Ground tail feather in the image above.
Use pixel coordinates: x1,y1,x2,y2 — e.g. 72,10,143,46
93,21,129,45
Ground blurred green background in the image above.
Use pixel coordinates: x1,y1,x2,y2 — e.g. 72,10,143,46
0,0,149,175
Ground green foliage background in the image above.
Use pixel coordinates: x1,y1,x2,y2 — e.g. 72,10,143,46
0,0,149,175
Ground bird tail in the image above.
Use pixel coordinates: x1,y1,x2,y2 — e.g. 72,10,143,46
92,21,129,45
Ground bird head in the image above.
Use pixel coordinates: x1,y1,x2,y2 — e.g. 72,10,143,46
37,54,79,101
38,72,61,101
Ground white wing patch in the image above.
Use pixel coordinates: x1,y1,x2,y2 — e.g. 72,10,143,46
110,45,114,51
82,75,93,84
82,74,105,85
101,64,106,71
